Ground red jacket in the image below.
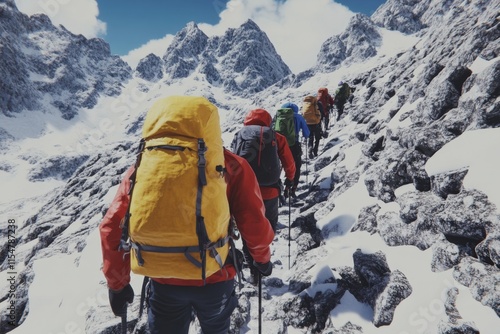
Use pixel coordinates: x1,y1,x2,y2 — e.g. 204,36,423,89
317,88,335,116
243,109,296,199
99,149,274,290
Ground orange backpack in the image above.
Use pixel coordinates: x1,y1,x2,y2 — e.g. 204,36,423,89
301,96,321,125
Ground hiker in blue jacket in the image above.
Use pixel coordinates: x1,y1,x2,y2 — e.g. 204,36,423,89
281,102,310,198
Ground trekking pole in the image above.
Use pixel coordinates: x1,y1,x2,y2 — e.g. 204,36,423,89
258,272,262,334
288,194,291,270
305,140,308,186
121,309,127,334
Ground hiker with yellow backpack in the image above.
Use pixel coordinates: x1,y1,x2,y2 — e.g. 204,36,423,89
301,95,323,159
99,96,274,334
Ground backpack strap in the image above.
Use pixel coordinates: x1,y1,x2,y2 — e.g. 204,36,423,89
119,139,146,253
131,236,230,268
195,139,209,282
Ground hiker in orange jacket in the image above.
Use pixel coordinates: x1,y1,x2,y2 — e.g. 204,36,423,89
100,140,274,333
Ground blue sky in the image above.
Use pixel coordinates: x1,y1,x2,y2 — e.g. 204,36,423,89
15,0,387,73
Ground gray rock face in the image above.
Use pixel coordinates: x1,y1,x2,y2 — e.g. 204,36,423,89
28,154,91,181
135,53,164,81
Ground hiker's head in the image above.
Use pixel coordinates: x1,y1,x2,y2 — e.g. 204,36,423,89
244,108,272,127
338,81,344,86
281,102,299,114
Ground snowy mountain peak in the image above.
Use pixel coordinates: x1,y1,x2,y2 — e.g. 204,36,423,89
161,21,208,79
163,21,208,58
209,18,291,94
316,13,381,72
239,18,261,32
0,2,131,119
223,18,272,44
145,19,290,95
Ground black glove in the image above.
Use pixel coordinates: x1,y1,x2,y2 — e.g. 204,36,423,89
253,260,273,276
284,178,293,187
109,284,134,316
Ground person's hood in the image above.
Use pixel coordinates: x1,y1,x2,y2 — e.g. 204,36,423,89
318,87,328,94
243,108,272,126
281,102,299,114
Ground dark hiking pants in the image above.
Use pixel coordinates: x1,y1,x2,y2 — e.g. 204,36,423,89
336,100,346,120
148,279,237,334
323,112,330,130
264,197,279,232
307,124,322,155
242,196,278,282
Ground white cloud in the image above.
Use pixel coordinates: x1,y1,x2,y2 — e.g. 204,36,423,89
122,35,175,69
15,0,106,38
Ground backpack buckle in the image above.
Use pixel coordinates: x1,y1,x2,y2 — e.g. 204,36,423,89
118,240,131,261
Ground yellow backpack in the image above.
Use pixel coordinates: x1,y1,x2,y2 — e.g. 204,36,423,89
121,96,231,281
302,95,321,125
